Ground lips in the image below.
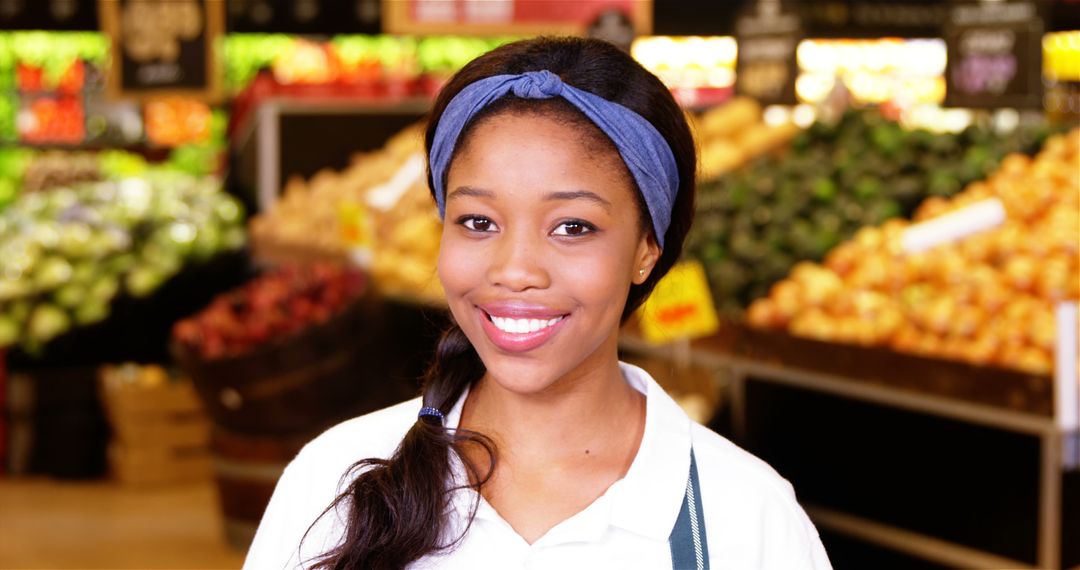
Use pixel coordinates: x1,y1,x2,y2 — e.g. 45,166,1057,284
476,303,569,353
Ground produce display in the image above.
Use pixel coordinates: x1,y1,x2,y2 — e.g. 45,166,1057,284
0,147,224,215
13,150,102,193
172,263,366,359
224,34,513,95
691,97,799,181
19,95,85,144
0,32,108,93
747,129,1079,375
250,124,444,302
0,32,108,145
687,108,1053,316
0,173,246,353
144,98,214,147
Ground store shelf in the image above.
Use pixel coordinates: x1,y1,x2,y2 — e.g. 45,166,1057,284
230,95,431,213
618,326,1079,569
623,324,1056,418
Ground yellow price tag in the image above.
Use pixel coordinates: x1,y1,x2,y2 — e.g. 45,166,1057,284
637,260,720,344
339,200,374,267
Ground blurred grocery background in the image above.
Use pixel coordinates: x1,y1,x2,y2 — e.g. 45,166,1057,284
0,1,1077,569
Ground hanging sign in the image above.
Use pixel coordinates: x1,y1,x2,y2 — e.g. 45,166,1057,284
944,1,1044,109
99,0,224,101
735,0,801,106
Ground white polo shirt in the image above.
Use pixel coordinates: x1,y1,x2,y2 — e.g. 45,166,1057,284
244,362,832,569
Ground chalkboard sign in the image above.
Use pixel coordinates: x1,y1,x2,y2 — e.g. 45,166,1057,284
735,0,801,106
944,1,1044,109
99,0,224,101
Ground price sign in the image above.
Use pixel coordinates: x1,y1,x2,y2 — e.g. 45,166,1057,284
735,0,800,105
944,1,1044,109
99,0,224,101
637,260,720,345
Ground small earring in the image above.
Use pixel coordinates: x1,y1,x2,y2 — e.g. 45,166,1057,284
638,269,646,277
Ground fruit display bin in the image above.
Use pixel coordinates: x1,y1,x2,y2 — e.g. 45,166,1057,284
726,326,1054,417
619,324,1079,569
172,294,445,436
177,296,449,550
5,250,252,369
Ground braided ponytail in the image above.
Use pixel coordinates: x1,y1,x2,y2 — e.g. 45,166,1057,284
304,323,493,569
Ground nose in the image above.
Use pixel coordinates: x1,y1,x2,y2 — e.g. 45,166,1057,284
486,227,551,292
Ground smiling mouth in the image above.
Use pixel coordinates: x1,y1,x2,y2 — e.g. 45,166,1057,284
487,314,565,334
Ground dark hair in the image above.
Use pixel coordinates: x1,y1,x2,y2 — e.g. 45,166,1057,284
305,36,696,569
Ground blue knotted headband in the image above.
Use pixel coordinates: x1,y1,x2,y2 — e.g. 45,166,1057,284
429,70,680,248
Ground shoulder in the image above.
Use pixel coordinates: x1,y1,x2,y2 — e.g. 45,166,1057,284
689,423,831,568
689,422,798,505
292,397,424,484
242,398,424,570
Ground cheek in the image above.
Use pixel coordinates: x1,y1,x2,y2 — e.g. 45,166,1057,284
437,232,482,297
554,240,637,313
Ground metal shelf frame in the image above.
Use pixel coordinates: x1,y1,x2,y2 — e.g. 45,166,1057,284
618,335,1079,570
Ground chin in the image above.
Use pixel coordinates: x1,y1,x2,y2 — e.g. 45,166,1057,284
474,349,569,395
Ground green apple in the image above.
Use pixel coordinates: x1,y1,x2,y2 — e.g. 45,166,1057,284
53,283,86,308
28,304,70,344
74,301,109,326
0,314,18,348
89,275,120,303
124,266,165,298
33,257,73,290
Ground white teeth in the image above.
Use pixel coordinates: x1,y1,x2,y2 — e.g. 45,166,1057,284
490,315,564,334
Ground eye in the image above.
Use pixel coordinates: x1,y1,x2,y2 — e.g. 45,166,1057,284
458,215,498,233
551,220,596,237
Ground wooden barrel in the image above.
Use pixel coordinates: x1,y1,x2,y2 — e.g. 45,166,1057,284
174,295,420,435
211,428,310,551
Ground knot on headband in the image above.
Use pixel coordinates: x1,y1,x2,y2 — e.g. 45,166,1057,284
429,70,680,248
511,70,563,98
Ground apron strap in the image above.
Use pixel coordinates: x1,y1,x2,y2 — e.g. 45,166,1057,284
669,447,709,570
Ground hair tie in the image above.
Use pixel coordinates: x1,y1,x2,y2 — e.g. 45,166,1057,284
429,70,679,248
418,406,445,423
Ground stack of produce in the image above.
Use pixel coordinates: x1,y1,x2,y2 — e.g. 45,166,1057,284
747,129,1079,375
249,124,444,302
0,148,219,215
687,108,1053,316
171,263,366,360
223,34,512,95
692,97,800,181
18,150,102,192
0,174,246,353
144,97,214,147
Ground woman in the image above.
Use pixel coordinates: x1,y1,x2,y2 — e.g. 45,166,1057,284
244,37,831,570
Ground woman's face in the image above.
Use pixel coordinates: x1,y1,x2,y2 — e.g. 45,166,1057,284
439,112,660,395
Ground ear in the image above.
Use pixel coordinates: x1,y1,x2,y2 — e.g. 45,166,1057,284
632,233,662,285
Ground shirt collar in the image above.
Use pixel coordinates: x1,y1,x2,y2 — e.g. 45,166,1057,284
442,361,692,543
605,361,692,541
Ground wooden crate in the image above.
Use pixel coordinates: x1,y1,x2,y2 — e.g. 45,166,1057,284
108,444,213,486
99,366,213,485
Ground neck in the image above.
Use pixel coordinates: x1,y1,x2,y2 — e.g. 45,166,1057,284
461,336,645,469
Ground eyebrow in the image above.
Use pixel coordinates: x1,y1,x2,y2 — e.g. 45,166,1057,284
543,190,612,211
447,187,613,211
446,186,496,201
